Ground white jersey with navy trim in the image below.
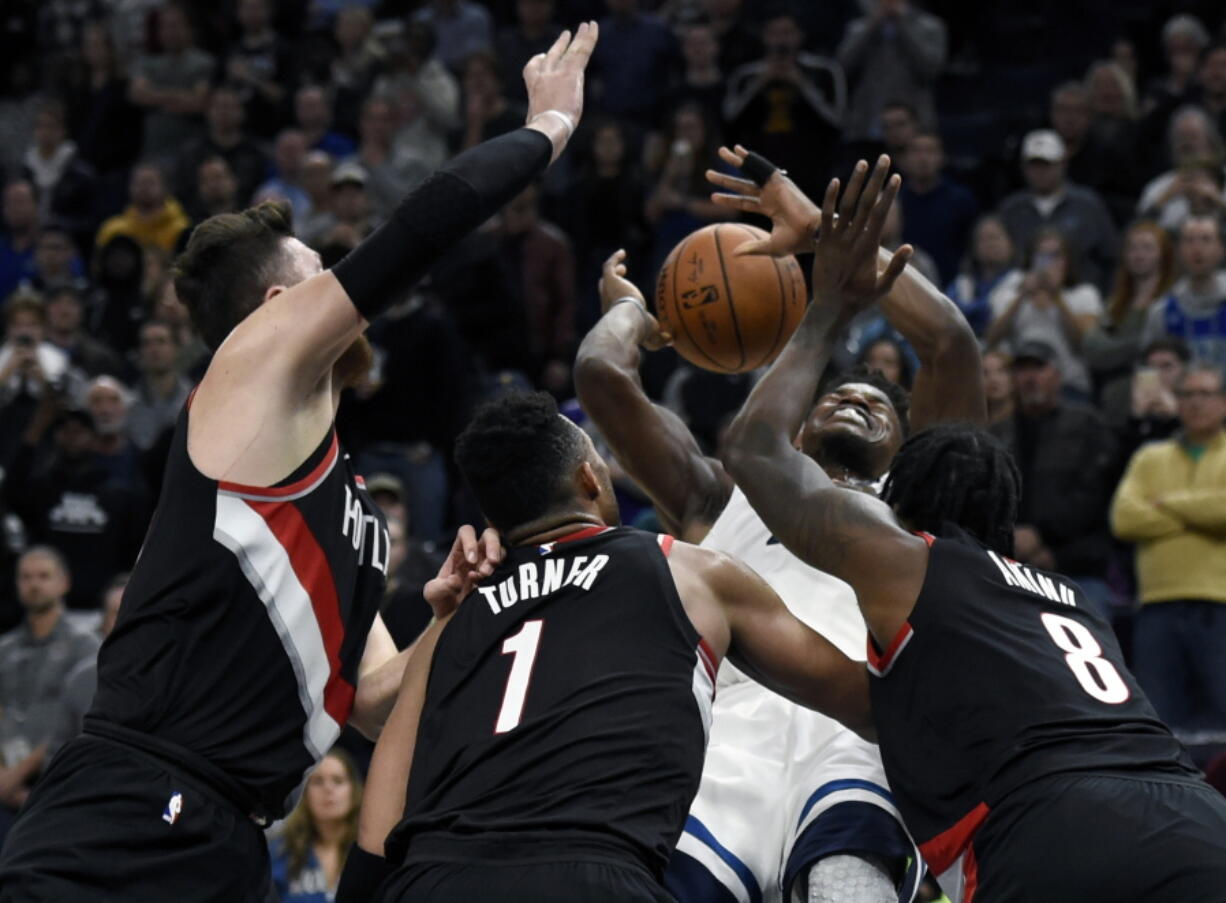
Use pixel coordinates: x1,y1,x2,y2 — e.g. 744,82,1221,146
664,487,922,903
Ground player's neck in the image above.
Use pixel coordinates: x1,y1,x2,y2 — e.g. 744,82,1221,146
506,512,607,549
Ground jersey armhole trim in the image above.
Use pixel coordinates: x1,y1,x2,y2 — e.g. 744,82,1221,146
657,534,676,557
217,432,340,500
866,621,913,678
913,531,936,547
916,800,990,875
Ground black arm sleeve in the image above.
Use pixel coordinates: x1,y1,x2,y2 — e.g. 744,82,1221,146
335,845,392,903
332,128,552,321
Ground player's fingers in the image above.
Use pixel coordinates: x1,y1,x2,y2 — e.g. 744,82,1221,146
544,28,571,68
851,155,891,236
818,177,840,242
837,160,868,227
877,244,913,293
864,173,902,247
705,169,759,195
710,193,760,213
718,145,747,169
456,523,479,563
732,237,773,257
481,527,503,564
564,21,598,69
601,249,623,275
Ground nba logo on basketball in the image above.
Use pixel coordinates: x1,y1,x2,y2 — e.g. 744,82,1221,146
162,792,183,825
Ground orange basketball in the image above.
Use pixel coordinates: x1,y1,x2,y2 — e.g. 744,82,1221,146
655,224,807,374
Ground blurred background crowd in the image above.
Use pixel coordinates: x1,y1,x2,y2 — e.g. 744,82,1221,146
2,0,1226,894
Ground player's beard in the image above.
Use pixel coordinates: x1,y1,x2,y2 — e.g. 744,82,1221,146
333,334,375,390
812,429,878,484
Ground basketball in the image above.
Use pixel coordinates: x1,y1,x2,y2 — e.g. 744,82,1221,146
655,224,807,374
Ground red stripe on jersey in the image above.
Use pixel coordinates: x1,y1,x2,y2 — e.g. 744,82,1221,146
914,531,936,547
186,385,199,409
219,433,340,499
247,498,355,725
866,621,913,677
696,638,718,682
657,534,675,557
962,843,980,903
918,801,990,874
554,525,611,544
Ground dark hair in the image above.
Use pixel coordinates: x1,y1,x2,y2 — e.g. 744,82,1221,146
882,423,1020,554
881,100,920,121
172,201,296,350
1027,227,1080,288
857,336,914,389
821,365,912,435
5,291,46,326
1141,336,1191,363
454,391,587,533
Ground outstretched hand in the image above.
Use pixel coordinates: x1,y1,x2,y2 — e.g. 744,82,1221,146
524,22,598,133
811,155,912,315
598,249,672,350
423,525,504,620
705,145,821,257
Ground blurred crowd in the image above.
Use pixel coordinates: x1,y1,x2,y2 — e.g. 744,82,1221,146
3,0,1226,893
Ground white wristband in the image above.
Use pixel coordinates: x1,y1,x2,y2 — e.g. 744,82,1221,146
531,109,576,141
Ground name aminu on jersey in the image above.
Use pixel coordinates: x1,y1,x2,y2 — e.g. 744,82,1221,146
477,554,611,614
985,550,1077,607
342,485,390,575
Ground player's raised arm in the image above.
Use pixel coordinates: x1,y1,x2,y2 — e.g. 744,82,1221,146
719,159,927,635
708,146,985,429
573,251,732,541
187,22,598,406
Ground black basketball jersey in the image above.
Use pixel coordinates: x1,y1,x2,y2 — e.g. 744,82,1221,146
868,526,1195,876
89,398,389,819
384,526,716,879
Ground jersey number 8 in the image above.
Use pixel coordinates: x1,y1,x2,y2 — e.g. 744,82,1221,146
1040,613,1129,705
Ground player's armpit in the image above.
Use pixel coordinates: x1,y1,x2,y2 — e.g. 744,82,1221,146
697,548,876,740
357,614,450,856
350,614,404,740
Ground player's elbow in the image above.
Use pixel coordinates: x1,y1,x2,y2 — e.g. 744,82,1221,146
573,351,632,409
347,689,385,742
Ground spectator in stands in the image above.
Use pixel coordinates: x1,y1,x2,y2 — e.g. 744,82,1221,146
997,129,1119,293
379,510,439,647
1196,43,1226,137
4,399,148,609
1141,215,1226,368
987,228,1103,397
725,9,845,198
294,84,356,159
983,349,1014,424
590,0,679,127
0,294,82,411
412,0,493,75
29,223,88,296
1114,338,1190,459
879,100,919,161
373,21,460,176
219,0,296,140
459,51,525,151
1085,221,1177,417
1111,361,1226,738
21,98,96,255
85,375,142,486
897,130,978,284
311,162,377,261
350,96,429,223
947,214,1022,338
43,286,124,379
173,86,271,212
1143,14,1210,115
0,181,41,301
1086,61,1139,147
95,163,190,254
188,156,242,224
859,336,913,389
496,0,558,105
881,195,938,284
253,129,310,226
88,235,146,358
59,572,126,748
148,276,208,380
668,22,725,129
295,152,334,247
1049,80,1137,226
1136,107,1226,234
565,119,648,330
0,546,100,843
836,0,947,148
269,749,363,902
329,7,382,137
128,2,213,161
127,319,190,451
646,103,732,272
63,20,142,211
991,340,1119,612
499,183,576,395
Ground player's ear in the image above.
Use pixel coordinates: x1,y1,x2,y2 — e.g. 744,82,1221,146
577,461,600,500
264,284,287,303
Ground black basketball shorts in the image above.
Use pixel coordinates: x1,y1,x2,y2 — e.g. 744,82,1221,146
377,858,678,903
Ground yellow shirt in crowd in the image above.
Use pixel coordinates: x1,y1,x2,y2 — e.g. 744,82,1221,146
1110,431,1226,604
96,199,190,254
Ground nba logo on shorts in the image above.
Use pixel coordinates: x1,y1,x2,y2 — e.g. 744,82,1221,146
162,792,183,825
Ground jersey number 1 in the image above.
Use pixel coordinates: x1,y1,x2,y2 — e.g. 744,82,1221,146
1040,613,1129,704
495,620,543,733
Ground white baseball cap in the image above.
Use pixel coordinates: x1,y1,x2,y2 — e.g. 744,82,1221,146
1022,129,1066,163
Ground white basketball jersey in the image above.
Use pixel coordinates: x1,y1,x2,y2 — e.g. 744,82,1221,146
701,486,868,676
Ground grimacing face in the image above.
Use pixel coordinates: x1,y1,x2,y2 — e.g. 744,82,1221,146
799,382,904,480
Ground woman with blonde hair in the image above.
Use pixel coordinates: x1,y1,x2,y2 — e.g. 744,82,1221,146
269,749,363,903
